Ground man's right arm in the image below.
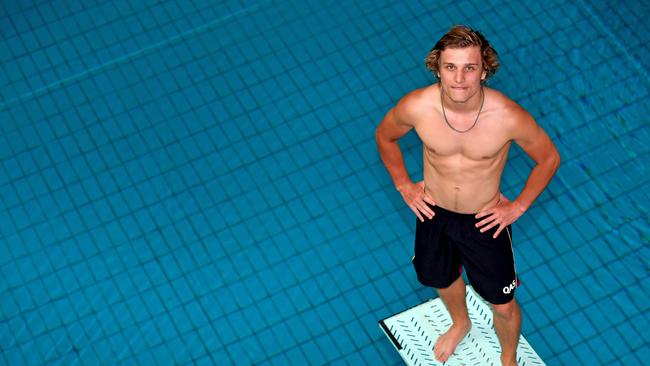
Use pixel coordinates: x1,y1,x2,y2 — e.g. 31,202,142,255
375,106,414,190
375,99,436,221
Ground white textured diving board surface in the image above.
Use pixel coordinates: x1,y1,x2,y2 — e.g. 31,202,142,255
379,286,545,366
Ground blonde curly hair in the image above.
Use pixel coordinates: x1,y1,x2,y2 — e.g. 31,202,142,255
425,25,499,81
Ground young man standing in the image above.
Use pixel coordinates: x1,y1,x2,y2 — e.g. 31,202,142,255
375,25,560,365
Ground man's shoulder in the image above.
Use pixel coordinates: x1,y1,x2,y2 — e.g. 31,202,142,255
485,87,514,107
395,85,436,119
400,85,435,105
485,87,531,121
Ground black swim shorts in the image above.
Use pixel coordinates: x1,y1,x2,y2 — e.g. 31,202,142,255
413,204,518,305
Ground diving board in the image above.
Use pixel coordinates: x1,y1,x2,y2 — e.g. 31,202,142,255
379,286,545,366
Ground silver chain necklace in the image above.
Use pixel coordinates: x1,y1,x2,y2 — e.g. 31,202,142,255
440,86,484,133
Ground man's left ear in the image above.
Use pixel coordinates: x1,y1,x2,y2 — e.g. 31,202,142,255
481,70,487,81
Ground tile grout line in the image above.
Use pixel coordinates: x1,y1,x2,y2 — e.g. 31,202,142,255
575,0,649,85
0,1,271,111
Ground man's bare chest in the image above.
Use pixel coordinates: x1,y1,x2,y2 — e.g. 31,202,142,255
415,120,511,161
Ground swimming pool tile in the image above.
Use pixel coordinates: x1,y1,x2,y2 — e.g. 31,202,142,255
630,280,650,311
569,311,599,339
341,319,371,353
315,270,343,299
124,297,152,328
581,271,613,303
318,332,346,364
547,256,577,287
531,261,563,292
557,316,588,348
536,292,567,326
298,274,330,307
575,241,605,271
567,280,597,310
280,315,311,348
594,264,626,295
146,341,176,365
34,333,62,362
555,349,582,366
279,344,313,366
356,252,384,281
583,303,616,338
609,258,639,287
111,329,139,362
343,258,372,290
572,343,600,366
23,306,48,339
523,299,551,330
587,334,619,365
326,328,358,362
249,328,282,361
388,268,417,298
271,286,298,319
540,324,570,355
373,276,401,306
615,321,644,354
632,310,650,345
4,313,27,349
160,332,191,365
372,246,399,275
621,353,644,366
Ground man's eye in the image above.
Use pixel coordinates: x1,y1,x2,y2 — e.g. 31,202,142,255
466,66,475,71
446,65,454,70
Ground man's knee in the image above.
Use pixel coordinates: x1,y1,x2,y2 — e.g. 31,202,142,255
491,299,517,320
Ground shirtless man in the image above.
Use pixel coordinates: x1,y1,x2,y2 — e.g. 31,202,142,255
375,25,560,365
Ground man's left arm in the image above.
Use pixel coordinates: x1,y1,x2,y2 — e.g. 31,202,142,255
476,106,561,238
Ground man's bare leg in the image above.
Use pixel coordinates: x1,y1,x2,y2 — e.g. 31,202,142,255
434,276,472,362
492,298,521,366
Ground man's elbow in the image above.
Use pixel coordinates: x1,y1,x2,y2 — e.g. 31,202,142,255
536,147,560,173
375,127,384,146
375,125,394,145
549,149,561,172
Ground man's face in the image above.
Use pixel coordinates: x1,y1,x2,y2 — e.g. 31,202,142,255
438,46,487,103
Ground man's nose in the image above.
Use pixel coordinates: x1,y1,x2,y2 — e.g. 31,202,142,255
454,70,464,83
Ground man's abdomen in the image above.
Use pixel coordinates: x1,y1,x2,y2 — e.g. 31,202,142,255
423,164,502,213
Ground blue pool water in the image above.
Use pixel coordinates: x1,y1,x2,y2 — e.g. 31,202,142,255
1,0,648,365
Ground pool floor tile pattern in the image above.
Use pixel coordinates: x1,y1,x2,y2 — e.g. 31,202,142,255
1,0,648,365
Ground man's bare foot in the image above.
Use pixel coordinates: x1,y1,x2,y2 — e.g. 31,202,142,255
434,321,471,362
